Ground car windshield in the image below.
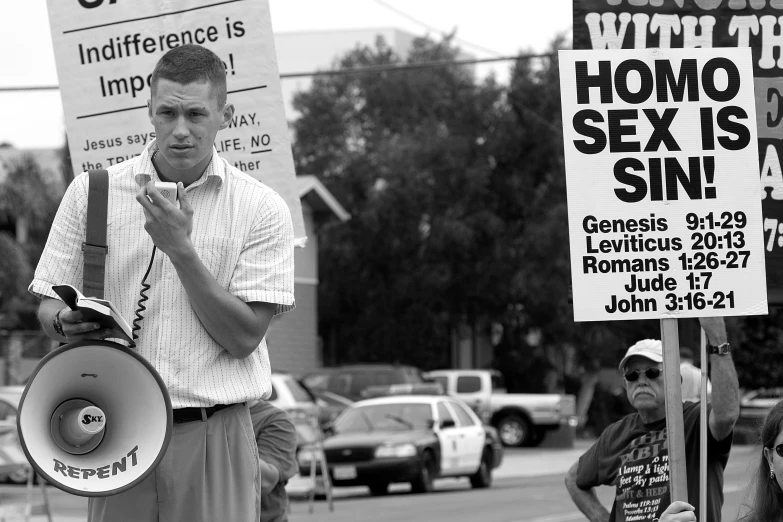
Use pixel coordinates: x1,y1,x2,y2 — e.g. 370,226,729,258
285,377,315,403
334,403,432,433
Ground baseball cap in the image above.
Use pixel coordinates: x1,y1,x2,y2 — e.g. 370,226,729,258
618,339,663,370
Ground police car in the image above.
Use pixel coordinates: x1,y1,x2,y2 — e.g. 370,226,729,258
296,385,504,495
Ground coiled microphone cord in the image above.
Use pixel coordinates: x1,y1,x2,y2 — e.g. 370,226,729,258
131,245,157,347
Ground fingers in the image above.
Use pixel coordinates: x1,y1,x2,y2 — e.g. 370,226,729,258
62,320,103,338
659,501,696,521
177,182,191,213
665,500,694,512
67,329,116,342
136,185,155,214
58,310,110,339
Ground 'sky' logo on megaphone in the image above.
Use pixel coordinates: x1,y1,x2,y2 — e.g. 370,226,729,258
82,414,103,425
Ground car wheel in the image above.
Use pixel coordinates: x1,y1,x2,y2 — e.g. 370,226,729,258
410,451,435,494
497,414,533,447
6,466,29,485
469,450,492,489
368,481,390,496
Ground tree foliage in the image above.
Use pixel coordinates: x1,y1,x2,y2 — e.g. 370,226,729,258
0,153,60,328
292,34,782,390
293,36,511,369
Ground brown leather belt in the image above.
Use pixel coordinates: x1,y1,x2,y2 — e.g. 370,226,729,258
172,404,234,423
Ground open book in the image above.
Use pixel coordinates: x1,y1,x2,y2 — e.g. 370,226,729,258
52,284,133,343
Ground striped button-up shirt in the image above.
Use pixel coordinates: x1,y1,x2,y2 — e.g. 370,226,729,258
29,140,295,408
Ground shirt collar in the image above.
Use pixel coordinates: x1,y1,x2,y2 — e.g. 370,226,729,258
133,139,225,189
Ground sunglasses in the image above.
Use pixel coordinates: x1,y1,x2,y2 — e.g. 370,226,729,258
624,368,662,382
775,444,783,458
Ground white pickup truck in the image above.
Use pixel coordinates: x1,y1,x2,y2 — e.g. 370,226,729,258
426,369,577,447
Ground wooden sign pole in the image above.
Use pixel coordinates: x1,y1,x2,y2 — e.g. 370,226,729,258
699,328,708,520
660,318,688,501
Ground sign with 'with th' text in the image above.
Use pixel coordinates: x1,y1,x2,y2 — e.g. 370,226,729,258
559,47,768,322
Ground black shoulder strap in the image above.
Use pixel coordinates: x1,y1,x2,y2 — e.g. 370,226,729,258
83,169,109,299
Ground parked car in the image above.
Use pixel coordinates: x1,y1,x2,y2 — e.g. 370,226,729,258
740,387,783,417
301,364,428,402
268,372,321,425
296,388,503,496
426,369,577,448
0,386,34,484
310,389,354,426
737,387,783,438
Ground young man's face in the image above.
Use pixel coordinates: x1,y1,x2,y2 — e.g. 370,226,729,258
623,357,666,415
148,78,233,180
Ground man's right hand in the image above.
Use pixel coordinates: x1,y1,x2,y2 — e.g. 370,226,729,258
657,501,696,522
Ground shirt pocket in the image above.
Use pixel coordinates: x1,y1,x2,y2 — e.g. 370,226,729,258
192,236,243,290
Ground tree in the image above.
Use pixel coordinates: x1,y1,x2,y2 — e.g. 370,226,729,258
292,33,658,377
291,31,783,403
293,35,510,369
0,233,29,312
0,153,59,328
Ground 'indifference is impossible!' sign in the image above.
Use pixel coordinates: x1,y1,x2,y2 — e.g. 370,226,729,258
560,48,768,322
46,0,305,241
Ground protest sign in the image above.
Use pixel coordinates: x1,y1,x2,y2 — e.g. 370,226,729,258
46,0,305,241
573,0,783,303
560,47,767,321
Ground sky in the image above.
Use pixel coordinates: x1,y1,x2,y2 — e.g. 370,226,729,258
0,0,573,150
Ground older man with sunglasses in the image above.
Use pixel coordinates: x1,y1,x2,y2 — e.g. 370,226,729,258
564,317,739,522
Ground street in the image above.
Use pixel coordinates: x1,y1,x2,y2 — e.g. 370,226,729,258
0,440,758,521
288,444,756,522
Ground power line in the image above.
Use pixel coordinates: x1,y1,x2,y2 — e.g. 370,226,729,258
372,0,504,57
0,51,555,92
283,52,552,78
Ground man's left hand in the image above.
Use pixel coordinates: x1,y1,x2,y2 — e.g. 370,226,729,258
136,181,193,257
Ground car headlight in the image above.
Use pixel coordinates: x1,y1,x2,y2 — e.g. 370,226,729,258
374,443,417,459
297,448,321,466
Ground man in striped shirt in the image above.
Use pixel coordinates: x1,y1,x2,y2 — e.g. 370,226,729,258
30,44,295,522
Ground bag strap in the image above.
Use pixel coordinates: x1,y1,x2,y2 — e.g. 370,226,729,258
83,169,109,299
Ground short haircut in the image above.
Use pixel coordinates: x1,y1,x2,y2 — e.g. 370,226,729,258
150,44,227,107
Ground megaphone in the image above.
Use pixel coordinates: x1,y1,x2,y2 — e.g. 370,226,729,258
17,340,172,497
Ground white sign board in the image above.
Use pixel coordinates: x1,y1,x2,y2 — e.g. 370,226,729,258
559,48,768,321
46,0,305,241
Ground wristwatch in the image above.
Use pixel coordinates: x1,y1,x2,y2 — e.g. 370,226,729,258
708,342,730,355
52,309,66,337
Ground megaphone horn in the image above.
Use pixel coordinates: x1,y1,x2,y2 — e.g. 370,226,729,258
18,340,172,497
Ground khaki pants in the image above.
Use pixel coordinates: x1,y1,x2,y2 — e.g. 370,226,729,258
88,403,260,522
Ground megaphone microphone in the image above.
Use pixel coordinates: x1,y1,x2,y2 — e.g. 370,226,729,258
51,400,106,454
18,340,172,497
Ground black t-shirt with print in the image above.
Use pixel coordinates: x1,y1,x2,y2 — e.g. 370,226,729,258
576,401,732,522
